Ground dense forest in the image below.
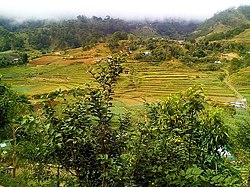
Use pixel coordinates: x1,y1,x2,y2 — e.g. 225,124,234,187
1,5,250,53
0,15,200,52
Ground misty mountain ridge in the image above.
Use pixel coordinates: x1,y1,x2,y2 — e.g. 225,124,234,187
0,15,201,37
192,5,250,40
0,5,250,52
0,15,201,51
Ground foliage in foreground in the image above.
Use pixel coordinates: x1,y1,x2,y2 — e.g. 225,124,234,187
0,57,247,186
0,75,30,137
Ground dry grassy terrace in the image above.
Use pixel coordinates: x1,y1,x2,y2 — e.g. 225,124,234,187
0,52,242,106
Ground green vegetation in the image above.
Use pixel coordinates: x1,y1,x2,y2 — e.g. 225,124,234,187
204,24,250,42
0,37,248,105
0,58,249,186
0,75,30,132
0,15,201,52
191,6,250,40
0,52,28,67
1,35,248,105
1,6,250,186
0,27,24,52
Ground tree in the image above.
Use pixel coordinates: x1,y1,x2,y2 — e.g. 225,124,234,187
40,56,124,186
108,36,119,52
19,53,28,64
0,75,30,135
0,53,28,67
0,56,12,67
126,87,241,186
113,31,128,40
0,75,31,177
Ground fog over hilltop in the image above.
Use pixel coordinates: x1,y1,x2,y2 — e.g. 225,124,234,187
1,0,250,21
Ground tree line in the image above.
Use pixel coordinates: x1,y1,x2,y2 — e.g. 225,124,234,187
0,53,28,67
0,15,200,52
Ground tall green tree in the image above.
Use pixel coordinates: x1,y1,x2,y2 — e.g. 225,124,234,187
125,87,240,186
0,75,31,177
0,75,30,137
39,56,124,186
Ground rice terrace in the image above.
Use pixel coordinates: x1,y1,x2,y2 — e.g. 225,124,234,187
0,43,247,106
1,2,250,187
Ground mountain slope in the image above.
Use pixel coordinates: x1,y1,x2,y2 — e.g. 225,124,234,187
0,16,200,51
191,5,250,40
0,26,24,51
234,28,250,41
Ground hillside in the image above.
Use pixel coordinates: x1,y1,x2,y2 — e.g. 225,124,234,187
230,65,250,102
191,5,250,41
234,28,250,41
1,6,250,52
0,16,200,52
1,3,250,187
0,38,247,106
0,6,250,106
0,26,24,51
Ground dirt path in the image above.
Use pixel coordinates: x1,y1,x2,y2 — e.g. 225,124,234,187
222,68,244,101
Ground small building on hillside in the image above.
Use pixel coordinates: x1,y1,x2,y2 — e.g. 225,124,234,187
143,51,151,55
229,102,246,109
242,98,247,102
214,61,222,64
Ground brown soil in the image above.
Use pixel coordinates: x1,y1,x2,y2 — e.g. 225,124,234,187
30,56,97,66
29,56,62,65
57,57,97,65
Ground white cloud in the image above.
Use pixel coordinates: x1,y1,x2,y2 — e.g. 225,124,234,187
1,0,250,20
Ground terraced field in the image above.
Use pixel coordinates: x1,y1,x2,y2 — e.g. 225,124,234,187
0,45,241,106
115,62,236,105
0,45,110,95
230,66,250,102
0,63,93,95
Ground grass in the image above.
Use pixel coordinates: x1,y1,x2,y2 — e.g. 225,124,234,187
234,28,250,41
0,60,237,105
230,66,250,102
0,44,247,106
0,63,93,95
115,62,236,105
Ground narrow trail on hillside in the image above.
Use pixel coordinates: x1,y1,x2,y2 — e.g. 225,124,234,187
222,68,244,101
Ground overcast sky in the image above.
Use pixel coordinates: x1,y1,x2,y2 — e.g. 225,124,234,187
1,0,250,21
